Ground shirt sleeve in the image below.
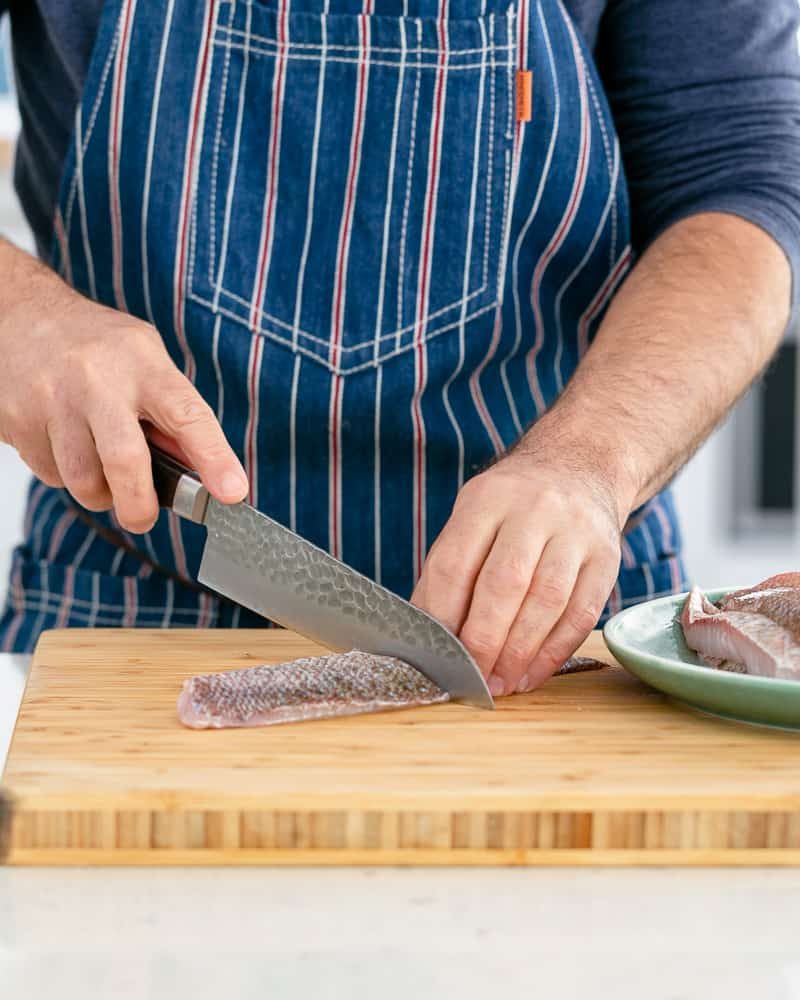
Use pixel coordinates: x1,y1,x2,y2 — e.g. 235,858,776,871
596,0,800,311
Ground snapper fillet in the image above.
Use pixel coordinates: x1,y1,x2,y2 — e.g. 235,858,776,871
177,651,450,729
177,650,609,729
680,573,800,680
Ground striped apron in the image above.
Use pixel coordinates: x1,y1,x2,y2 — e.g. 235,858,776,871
0,0,687,652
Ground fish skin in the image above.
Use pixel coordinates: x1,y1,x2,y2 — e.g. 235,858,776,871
177,650,449,729
556,656,608,675
718,573,800,643
681,580,800,680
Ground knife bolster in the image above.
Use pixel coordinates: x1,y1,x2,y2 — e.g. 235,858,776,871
150,445,209,524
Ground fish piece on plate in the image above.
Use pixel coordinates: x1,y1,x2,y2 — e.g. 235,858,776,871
681,574,800,680
177,650,449,729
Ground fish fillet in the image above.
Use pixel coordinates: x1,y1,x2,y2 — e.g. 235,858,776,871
177,650,449,729
681,574,800,680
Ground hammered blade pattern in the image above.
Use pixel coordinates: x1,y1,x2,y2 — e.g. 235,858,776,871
199,499,493,708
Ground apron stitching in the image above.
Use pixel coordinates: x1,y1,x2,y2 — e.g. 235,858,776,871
196,8,512,363
212,0,253,313
218,23,500,58
398,19,424,349
210,314,226,432
411,0,449,579
373,15,407,364
204,0,238,288
172,0,219,386
213,38,512,69
328,10,372,557
201,275,490,348
443,9,488,488
141,0,179,325
584,69,617,270
188,291,502,374
108,0,137,313
246,0,291,507
64,17,122,236
470,308,505,454
494,5,515,295
501,0,556,435
291,7,330,353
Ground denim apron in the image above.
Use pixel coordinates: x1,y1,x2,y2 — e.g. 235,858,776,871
0,0,687,651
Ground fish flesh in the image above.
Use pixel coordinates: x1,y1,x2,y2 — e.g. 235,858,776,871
177,650,449,729
681,573,800,679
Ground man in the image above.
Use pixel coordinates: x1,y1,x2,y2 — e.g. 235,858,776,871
0,0,797,698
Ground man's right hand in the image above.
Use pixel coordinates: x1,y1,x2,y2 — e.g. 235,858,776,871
0,238,249,533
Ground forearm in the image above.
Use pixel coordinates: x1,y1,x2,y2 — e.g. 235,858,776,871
520,212,792,520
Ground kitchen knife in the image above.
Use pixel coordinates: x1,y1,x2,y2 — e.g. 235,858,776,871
149,445,493,708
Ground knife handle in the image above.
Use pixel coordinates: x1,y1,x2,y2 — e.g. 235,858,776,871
149,443,209,524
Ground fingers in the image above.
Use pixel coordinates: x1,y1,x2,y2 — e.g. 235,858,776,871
489,539,583,696
48,414,112,512
521,554,619,692
141,374,248,504
12,427,63,489
456,520,546,687
411,505,498,635
90,412,159,533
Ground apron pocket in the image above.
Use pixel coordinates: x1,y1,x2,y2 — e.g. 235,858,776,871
187,0,516,374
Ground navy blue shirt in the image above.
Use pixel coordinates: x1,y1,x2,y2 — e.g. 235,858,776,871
3,0,800,306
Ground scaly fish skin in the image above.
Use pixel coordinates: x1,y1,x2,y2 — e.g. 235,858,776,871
177,650,449,729
681,578,800,680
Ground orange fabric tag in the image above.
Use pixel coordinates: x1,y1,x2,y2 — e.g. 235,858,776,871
516,70,532,122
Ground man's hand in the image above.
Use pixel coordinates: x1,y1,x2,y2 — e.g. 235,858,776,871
412,434,626,697
0,238,248,533
414,212,791,696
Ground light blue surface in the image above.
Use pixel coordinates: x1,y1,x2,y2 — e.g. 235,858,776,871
604,588,800,730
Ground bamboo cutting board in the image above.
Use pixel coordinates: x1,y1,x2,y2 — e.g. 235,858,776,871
3,628,800,866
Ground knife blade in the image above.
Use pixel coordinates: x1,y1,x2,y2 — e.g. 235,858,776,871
150,445,493,708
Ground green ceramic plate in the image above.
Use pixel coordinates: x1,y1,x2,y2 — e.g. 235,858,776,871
603,588,800,731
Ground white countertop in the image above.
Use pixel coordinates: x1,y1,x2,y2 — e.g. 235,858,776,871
2,651,800,1000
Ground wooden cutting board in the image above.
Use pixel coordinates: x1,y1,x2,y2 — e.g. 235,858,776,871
3,628,800,866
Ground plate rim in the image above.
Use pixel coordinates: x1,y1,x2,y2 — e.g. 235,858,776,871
603,586,800,697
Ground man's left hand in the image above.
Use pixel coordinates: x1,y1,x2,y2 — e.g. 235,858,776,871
411,434,626,697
